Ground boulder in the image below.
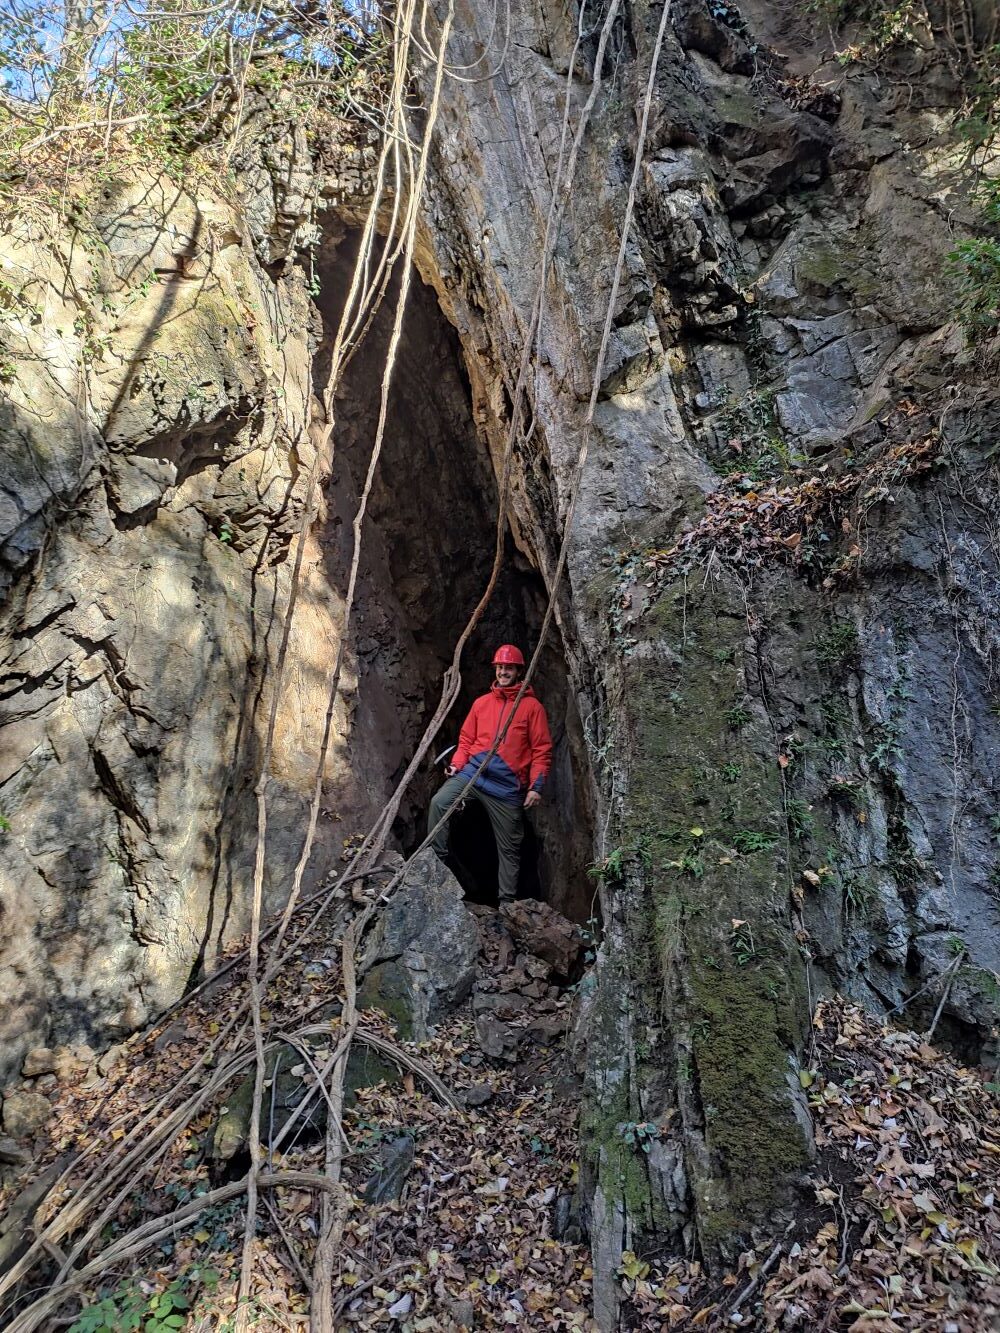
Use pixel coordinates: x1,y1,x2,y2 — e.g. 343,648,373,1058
52,1045,95,1082
18,1045,95,1087
96,1043,128,1077
499,899,582,978
209,1035,399,1164
363,1133,415,1204
21,1048,56,1078
2,1090,52,1139
472,991,531,1027
358,850,480,1041
474,1014,519,1063
0,1135,30,1167
524,1013,567,1046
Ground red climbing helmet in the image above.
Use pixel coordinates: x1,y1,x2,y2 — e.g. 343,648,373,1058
492,644,525,666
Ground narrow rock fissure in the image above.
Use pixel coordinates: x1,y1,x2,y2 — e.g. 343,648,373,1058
314,230,595,922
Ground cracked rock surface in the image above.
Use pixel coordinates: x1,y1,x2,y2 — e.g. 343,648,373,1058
0,167,363,1079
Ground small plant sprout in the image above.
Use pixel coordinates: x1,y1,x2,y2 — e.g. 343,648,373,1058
816,620,859,669
620,1120,660,1153
664,826,706,878
730,918,759,966
868,727,903,774
785,796,814,842
589,840,651,883
843,872,877,916
828,773,867,812
724,702,753,729
783,733,806,760
676,849,705,878
732,828,778,854
579,917,600,965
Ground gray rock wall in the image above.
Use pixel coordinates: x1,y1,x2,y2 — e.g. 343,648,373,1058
403,0,1000,1306
0,150,597,1085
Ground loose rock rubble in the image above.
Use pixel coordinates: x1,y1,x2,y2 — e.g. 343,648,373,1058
498,900,584,980
469,903,581,1066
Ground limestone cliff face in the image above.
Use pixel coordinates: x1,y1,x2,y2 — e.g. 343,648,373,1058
0,164,344,1067
1,0,999,1319
403,0,1000,1308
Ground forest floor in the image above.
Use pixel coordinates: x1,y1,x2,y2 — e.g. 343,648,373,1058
1,885,998,1332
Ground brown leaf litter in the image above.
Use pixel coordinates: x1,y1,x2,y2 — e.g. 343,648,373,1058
1,895,997,1331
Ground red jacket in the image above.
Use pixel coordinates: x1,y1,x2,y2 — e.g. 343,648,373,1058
452,683,552,804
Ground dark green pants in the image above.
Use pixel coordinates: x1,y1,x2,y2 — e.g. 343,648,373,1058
429,775,524,902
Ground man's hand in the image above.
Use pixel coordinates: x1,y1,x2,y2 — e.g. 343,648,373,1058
445,765,457,776
524,789,541,810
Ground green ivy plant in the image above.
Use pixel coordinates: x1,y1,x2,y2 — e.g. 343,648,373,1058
620,1120,659,1154
69,1282,184,1333
69,1271,217,1333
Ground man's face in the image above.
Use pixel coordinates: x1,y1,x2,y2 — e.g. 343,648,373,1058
495,662,518,687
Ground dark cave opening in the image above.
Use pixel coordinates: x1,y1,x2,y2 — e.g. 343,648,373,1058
313,228,595,924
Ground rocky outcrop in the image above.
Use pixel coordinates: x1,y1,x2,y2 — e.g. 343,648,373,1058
0,170,345,1079
0,147,598,1080
358,849,481,1040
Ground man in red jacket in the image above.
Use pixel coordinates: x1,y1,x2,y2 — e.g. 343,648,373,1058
428,644,553,903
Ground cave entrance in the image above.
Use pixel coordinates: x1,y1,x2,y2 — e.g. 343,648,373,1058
314,228,595,924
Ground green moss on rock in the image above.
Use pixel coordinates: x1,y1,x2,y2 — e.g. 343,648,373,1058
580,1079,659,1235
584,576,813,1265
689,961,810,1227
